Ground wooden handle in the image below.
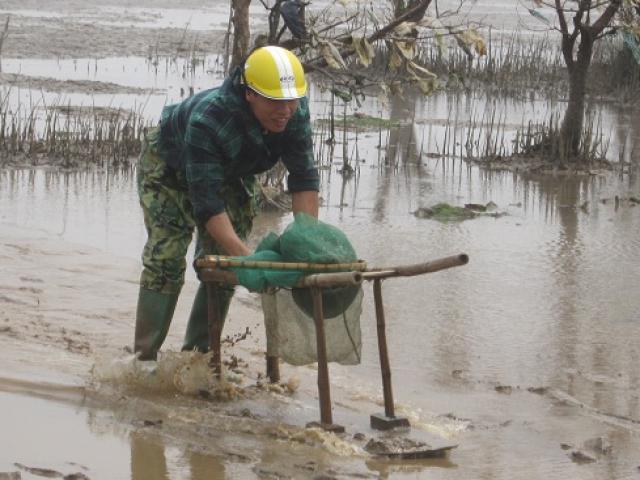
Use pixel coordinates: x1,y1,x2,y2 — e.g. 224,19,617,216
299,271,362,287
362,254,468,280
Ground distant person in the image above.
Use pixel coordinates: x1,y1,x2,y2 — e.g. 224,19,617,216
134,46,319,360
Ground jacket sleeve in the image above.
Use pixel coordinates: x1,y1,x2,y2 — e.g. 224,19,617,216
281,97,320,192
183,116,227,225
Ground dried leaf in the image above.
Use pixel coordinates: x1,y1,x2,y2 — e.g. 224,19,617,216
388,81,404,97
435,32,445,57
389,48,404,70
407,61,437,79
413,75,437,95
394,21,417,37
453,33,473,59
319,41,347,69
454,28,486,57
473,35,487,57
394,39,416,60
377,85,390,107
309,30,319,48
351,35,375,67
419,16,449,48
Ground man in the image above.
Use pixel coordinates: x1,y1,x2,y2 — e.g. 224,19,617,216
135,46,319,361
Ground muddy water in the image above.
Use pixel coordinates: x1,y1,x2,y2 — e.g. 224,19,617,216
2,138,640,479
2,0,640,478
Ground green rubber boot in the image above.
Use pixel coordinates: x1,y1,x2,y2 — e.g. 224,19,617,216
134,288,180,361
182,283,234,353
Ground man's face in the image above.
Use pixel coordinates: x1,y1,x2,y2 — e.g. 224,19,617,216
246,89,300,133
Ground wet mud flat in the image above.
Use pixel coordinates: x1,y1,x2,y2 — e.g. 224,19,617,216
0,0,228,60
0,223,458,479
0,0,230,100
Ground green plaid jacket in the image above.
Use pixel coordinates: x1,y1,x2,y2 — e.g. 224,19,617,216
156,68,319,225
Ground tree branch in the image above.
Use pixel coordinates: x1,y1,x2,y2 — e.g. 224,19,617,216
590,0,621,34
368,0,433,43
303,0,433,72
556,0,570,35
556,0,576,68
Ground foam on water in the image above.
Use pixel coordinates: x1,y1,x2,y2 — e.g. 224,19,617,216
273,425,365,457
394,404,471,439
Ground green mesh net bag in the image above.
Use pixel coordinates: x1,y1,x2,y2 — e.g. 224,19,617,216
230,213,361,318
230,214,363,365
262,287,363,366
278,212,357,263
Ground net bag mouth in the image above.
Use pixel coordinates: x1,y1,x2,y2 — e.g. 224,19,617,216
291,285,361,319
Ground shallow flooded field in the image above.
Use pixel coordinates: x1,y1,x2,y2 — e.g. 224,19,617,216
1,1,640,479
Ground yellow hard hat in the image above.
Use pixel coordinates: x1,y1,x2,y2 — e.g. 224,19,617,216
244,46,307,100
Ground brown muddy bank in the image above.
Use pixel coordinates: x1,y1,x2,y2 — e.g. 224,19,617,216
0,72,160,95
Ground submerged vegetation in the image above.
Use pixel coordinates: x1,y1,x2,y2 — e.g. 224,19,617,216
412,202,504,221
316,113,403,131
0,92,147,168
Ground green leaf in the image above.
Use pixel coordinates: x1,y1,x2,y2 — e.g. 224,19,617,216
622,30,640,65
331,88,352,103
528,8,551,26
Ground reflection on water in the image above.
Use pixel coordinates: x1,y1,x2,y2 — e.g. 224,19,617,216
2,154,639,367
0,167,146,260
130,432,171,480
130,431,228,480
0,390,131,479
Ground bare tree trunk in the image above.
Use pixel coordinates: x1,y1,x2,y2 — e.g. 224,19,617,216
230,0,252,72
554,0,621,162
561,33,593,161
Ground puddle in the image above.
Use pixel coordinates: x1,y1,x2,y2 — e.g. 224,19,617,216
0,389,131,479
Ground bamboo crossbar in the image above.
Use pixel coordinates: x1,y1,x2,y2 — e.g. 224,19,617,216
198,268,363,288
197,255,367,272
196,254,468,287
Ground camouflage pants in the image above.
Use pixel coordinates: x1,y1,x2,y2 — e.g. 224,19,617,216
137,127,258,294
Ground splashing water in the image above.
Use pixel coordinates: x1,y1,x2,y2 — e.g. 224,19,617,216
91,351,243,400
